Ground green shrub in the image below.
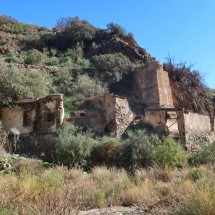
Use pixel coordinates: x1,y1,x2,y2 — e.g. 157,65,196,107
190,142,215,165
45,57,60,66
61,56,73,67
152,137,189,168
91,137,120,166
70,74,108,99
24,49,44,65
55,124,97,169
54,17,97,50
107,22,127,36
4,51,17,63
117,131,154,171
64,43,84,62
91,53,132,84
0,65,51,107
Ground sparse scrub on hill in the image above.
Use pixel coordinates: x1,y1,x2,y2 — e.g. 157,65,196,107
24,49,45,65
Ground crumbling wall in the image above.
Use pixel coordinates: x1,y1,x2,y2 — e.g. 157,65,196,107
182,112,213,150
72,95,134,136
115,97,134,136
0,94,64,134
0,106,35,133
144,110,179,136
134,61,174,108
35,94,64,131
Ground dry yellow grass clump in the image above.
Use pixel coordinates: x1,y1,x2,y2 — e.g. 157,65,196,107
0,160,214,215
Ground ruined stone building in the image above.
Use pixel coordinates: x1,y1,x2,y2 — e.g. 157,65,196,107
0,94,64,133
71,94,134,137
0,94,64,159
0,62,214,156
72,61,215,150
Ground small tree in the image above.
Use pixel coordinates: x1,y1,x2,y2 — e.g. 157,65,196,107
54,17,97,50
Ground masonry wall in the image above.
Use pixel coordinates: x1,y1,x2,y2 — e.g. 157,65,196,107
0,94,64,134
72,95,134,136
0,106,36,134
144,110,179,135
115,97,134,136
134,61,174,108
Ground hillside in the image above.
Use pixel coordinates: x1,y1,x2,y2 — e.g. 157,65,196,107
0,15,214,117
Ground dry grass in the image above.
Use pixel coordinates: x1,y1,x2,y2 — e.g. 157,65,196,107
0,162,214,214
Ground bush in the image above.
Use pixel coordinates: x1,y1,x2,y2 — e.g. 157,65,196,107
54,17,97,50
91,53,132,84
24,49,45,65
64,43,84,63
91,137,120,166
4,51,17,63
0,65,51,107
190,142,215,165
61,56,73,67
107,22,127,37
70,74,108,99
116,131,154,171
152,137,189,168
45,57,59,66
55,124,97,169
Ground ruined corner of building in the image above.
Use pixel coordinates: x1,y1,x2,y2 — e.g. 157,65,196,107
0,94,64,160
70,61,215,151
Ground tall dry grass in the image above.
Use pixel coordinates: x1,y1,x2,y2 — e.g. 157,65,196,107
0,160,214,214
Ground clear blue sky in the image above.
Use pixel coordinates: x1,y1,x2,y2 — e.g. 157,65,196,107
1,0,215,88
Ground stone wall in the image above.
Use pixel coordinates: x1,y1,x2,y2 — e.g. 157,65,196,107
144,109,179,136
0,94,64,134
115,97,134,136
180,112,214,151
134,61,174,108
72,95,134,136
143,108,215,150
